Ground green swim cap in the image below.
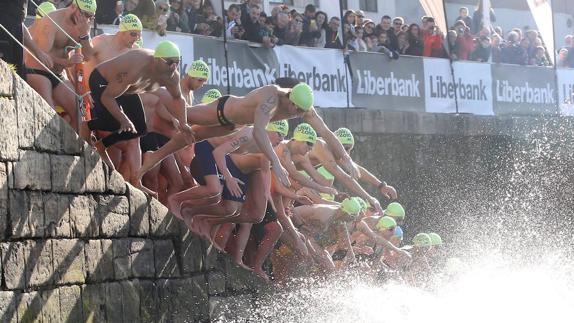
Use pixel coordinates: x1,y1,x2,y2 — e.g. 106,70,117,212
412,233,432,247
335,127,355,146
428,232,443,246
119,14,143,32
134,37,144,48
340,198,362,216
289,83,314,111
293,123,317,144
36,2,57,19
317,165,335,181
375,216,397,231
354,197,368,211
384,202,405,219
187,60,209,79
201,89,222,104
299,170,311,179
154,40,181,58
74,0,97,14
266,120,289,137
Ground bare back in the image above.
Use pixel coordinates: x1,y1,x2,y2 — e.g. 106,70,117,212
84,34,132,80
294,204,339,231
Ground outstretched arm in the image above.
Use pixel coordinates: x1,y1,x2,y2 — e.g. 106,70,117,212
212,128,253,198
357,164,397,200
278,149,335,195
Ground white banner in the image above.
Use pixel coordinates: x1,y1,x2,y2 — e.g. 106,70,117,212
423,58,455,113
274,45,349,108
556,68,574,116
527,0,555,64
452,61,493,115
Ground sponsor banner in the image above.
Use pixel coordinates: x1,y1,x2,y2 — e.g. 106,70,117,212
351,52,424,111
274,45,348,108
434,60,494,115
423,58,455,113
556,68,574,116
194,38,279,97
491,64,558,115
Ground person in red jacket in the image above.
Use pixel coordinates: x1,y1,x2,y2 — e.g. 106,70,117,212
421,17,445,58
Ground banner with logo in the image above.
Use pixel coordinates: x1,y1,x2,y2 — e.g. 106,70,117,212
424,59,493,115
274,45,349,108
350,52,425,111
556,68,574,116
491,64,558,115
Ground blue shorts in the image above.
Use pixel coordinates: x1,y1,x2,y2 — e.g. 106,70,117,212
221,155,249,202
189,140,219,185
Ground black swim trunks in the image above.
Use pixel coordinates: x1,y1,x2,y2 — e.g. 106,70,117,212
216,95,233,126
251,203,279,246
26,68,64,88
140,132,169,153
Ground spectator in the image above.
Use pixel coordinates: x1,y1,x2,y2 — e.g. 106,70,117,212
567,38,574,68
490,33,502,63
455,7,472,31
299,4,321,47
183,0,205,34
273,11,290,45
154,0,170,36
225,4,242,39
525,30,539,57
343,10,357,37
531,46,550,66
422,17,446,57
167,0,190,33
243,4,275,48
125,0,156,29
355,10,366,27
325,17,343,49
363,20,376,38
284,12,303,46
557,48,568,68
392,17,404,36
470,36,491,62
447,30,459,60
314,11,328,48
202,2,223,37
494,26,503,39
112,1,125,25
501,31,528,65
374,32,399,59
405,23,423,56
519,37,531,63
454,23,474,60
560,35,572,51
240,0,260,24
472,0,495,35
349,27,367,51
397,31,409,55
375,15,398,51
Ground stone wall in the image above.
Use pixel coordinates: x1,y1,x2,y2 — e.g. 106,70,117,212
0,62,267,322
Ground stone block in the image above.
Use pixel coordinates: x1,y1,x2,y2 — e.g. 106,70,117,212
204,243,224,272
154,240,180,278
150,198,179,237
82,284,106,322
34,98,62,152
52,239,85,285
50,155,85,193
40,288,61,323
0,163,8,240
121,280,140,322
128,183,150,236
69,195,99,237
10,150,51,190
85,239,114,283
105,164,127,194
225,256,267,293
0,291,18,323
113,239,131,280
14,76,35,149
83,143,106,193
16,291,43,323
61,121,82,154
98,195,129,237
157,277,208,322
1,242,28,289
9,190,44,238
27,240,54,288
43,193,71,237
0,60,14,97
138,280,158,323
0,98,18,161
59,285,83,322
178,230,204,274
104,282,124,323
208,271,226,295
130,239,155,278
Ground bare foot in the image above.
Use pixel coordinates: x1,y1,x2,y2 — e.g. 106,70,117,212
233,259,253,272
253,268,270,282
94,141,115,170
130,177,159,199
167,195,182,220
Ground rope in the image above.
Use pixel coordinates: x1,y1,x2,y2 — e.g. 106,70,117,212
29,0,81,49
0,23,82,99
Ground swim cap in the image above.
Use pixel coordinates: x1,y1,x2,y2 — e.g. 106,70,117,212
134,37,144,48
335,127,355,146
354,197,368,211
412,233,432,247
375,216,397,231
266,120,289,137
384,202,405,219
340,198,362,216
201,89,222,104
298,170,311,179
154,40,181,58
394,226,404,238
119,14,143,32
74,0,97,14
292,123,317,144
289,83,314,111
187,60,209,79
317,165,335,181
428,232,443,246
36,2,56,19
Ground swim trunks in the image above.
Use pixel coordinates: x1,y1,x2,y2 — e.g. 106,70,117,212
189,140,220,185
140,132,169,153
251,203,278,246
26,68,64,88
216,95,233,126
220,154,249,202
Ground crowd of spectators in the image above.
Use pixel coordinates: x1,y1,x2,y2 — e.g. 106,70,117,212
57,0,573,68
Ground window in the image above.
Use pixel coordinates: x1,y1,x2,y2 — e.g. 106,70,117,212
359,0,377,12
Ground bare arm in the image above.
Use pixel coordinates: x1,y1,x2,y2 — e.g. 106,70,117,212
357,220,401,253
356,164,398,200
294,155,332,187
164,72,188,126
22,24,53,70
100,75,133,125
279,148,334,194
212,128,253,180
35,23,72,67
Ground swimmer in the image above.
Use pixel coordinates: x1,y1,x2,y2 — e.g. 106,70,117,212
25,0,97,131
